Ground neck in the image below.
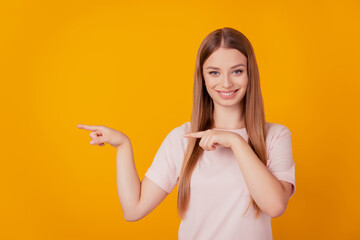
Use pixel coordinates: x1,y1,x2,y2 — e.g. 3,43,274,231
212,101,245,129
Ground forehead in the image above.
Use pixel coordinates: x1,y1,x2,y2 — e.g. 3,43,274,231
203,47,247,67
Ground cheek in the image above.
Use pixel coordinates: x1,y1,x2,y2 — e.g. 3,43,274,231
205,85,216,98
237,75,248,87
203,76,216,89
239,80,249,97
243,78,248,87
203,79,218,98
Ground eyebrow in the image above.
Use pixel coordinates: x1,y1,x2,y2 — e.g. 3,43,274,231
206,63,246,70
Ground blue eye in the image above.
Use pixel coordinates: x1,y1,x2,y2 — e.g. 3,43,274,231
209,71,219,75
209,70,243,75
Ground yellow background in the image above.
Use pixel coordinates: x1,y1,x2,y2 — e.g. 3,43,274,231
1,0,359,239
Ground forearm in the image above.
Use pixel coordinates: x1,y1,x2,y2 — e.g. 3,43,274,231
116,139,141,220
231,135,285,217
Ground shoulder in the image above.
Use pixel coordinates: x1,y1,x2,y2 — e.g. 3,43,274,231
265,122,292,156
266,121,291,139
167,121,191,138
266,122,291,152
163,122,190,148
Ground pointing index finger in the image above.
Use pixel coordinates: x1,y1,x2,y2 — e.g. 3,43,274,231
77,124,101,131
183,131,205,138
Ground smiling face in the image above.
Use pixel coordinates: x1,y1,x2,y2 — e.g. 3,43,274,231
202,47,248,109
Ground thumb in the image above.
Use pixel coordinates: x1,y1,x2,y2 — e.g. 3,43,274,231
90,137,104,145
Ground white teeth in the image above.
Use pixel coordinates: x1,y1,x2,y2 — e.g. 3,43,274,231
219,91,235,96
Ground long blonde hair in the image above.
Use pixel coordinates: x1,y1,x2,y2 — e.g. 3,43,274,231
177,27,268,219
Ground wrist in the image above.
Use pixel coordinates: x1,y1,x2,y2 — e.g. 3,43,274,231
116,138,131,150
230,133,246,150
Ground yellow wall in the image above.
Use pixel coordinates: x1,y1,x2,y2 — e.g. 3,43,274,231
1,0,359,239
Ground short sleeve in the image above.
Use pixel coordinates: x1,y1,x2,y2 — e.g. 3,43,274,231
267,126,296,198
144,129,181,194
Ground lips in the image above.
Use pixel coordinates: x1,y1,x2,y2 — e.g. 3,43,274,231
216,88,239,99
217,89,239,93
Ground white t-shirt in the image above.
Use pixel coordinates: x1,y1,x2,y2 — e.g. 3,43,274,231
145,121,296,240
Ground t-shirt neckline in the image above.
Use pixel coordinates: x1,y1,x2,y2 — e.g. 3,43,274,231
211,127,247,132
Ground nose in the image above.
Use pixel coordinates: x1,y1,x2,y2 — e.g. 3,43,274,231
221,74,233,88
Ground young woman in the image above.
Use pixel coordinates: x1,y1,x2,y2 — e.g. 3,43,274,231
77,27,296,240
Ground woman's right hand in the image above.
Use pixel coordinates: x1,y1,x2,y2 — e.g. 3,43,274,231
76,124,129,149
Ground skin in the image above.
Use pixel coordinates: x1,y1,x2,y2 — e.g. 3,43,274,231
203,47,248,129
183,47,293,218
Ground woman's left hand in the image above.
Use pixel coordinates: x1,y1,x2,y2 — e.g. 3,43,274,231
183,129,241,151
